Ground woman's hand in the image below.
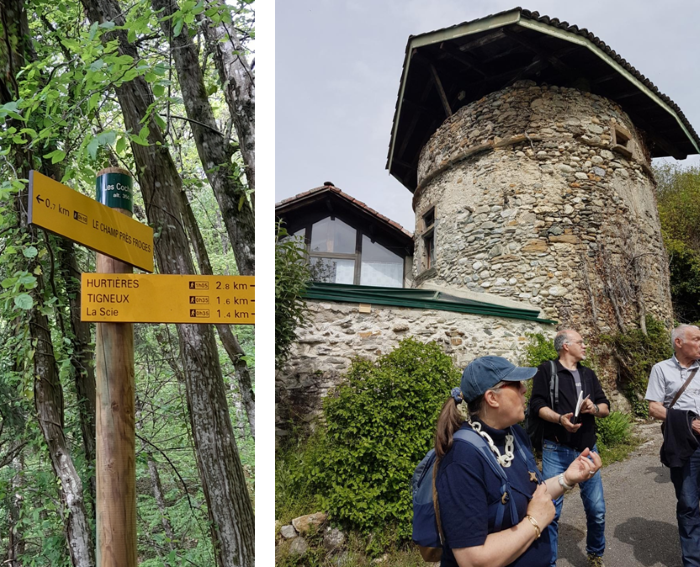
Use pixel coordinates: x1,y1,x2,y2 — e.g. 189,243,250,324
563,448,602,485
526,483,555,527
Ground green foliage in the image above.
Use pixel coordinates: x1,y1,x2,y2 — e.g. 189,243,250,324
276,429,325,524
276,529,429,567
311,339,460,540
0,0,256,561
522,332,557,367
275,221,311,368
655,163,700,322
596,411,632,447
601,315,671,417
595,411,640,467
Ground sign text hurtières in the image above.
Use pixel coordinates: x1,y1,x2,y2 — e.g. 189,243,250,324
28,171,154,272
81,274,255,324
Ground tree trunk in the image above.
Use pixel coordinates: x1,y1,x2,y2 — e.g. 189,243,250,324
152,0,254,276
22,220,95,567
199,0,255,194
4,458,25,567
79,1,255,564
147,453,176,551
180,189,255,438
57,243,97,504
1,1,95,564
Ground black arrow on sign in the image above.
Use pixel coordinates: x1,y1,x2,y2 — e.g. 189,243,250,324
35,194,44,204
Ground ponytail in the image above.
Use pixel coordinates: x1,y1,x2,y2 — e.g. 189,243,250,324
434,393,485,459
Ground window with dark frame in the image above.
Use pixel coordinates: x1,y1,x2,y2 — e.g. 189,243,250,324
422,207,435,271
302,216,405,287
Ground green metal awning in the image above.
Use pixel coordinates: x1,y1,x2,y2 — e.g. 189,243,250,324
303,282,556,324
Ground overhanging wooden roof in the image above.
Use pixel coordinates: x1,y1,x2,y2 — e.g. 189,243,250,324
387,7,700,192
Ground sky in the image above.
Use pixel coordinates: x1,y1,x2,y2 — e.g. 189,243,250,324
275,0,700,231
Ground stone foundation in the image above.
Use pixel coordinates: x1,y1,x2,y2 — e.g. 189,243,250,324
276,299,552,438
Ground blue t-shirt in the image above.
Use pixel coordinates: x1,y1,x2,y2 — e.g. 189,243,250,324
436,421,551,567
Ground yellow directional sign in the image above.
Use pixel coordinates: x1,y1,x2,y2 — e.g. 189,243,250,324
80,274,255,324
28,171,154,272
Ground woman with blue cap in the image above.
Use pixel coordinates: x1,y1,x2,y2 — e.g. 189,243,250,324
434,356,601,567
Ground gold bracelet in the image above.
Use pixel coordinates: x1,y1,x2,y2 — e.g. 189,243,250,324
525,515,541,539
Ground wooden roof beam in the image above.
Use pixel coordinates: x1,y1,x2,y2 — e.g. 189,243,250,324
501,27,573,76
438,42,488,78
456,29,506,52
430,63,453,117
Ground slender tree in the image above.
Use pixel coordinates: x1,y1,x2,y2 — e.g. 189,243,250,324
79,0,255,563
0,1,95,564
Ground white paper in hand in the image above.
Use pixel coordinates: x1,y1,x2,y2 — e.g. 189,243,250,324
573,392,589,424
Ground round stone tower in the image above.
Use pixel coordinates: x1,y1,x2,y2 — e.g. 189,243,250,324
412,81,672,333
388,9,700,344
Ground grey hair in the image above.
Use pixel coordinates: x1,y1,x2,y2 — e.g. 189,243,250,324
672,325,700,350
554,330,574,353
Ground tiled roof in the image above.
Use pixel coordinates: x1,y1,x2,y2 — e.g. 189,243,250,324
387,7,700,190
276,185,414,239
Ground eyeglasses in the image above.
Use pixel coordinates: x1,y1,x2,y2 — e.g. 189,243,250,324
492,381,522,392
567,340,585,346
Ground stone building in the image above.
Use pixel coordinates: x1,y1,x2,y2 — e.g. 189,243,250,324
277,9,700,435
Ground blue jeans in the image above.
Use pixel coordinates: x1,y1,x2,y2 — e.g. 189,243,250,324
670,447,700,566
542,439,606,566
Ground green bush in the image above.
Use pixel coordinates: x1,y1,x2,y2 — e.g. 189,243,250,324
522,333,557,367
312,338,460,539
276,428,325,524
596,411,632,447
601,315,672,417
275,221,312,369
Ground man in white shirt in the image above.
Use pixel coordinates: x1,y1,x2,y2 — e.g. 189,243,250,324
646,324,700,567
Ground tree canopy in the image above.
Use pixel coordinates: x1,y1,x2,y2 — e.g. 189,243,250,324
0,0,255,564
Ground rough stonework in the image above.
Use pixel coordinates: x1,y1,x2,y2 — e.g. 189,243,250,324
413,81,673,334
276,300,551,438
277,82,673,435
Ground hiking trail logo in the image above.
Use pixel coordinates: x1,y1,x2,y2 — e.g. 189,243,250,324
189,309,210,318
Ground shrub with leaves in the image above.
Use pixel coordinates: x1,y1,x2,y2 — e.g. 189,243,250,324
601,315,672,417
275,221,311,369
655,163,700,322
522,332,557,367
596,411,632,447
312,338,460,539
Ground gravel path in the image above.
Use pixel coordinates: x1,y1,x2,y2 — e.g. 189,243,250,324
556,423,682,567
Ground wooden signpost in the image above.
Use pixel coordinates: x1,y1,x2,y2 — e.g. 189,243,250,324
27,169,254,566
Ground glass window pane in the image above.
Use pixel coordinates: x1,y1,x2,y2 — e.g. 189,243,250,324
310,217,356,253
360,236,403,287
310,257,355,284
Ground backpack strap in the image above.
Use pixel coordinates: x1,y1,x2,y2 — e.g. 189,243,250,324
453,428,517,531
512,426,543,483
549,360,559,409
432,457,444,545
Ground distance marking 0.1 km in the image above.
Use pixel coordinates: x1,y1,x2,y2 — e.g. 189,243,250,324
28,171,154,272
81,274,255,324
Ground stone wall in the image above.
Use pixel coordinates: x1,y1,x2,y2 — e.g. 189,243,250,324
413,81,673,336
276,299,551,439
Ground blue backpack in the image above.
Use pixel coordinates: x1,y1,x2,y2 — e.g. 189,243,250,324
411,426,541,562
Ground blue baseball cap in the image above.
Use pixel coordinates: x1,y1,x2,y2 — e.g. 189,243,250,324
460,356,537,402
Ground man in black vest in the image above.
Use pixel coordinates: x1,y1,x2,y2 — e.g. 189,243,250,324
530,329,610,567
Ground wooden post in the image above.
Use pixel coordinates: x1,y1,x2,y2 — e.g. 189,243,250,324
94,167,137,566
